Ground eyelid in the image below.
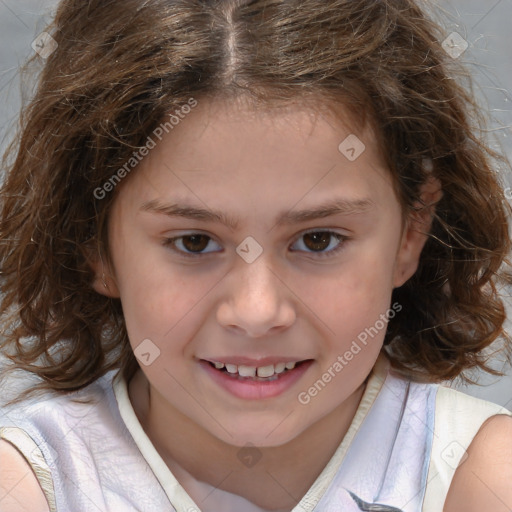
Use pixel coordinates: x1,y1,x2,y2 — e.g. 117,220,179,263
162,231,222,258
162,228,350,259
290,229,349,258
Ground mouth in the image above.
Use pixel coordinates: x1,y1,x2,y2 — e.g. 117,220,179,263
199,358,314,400
204,359,307,381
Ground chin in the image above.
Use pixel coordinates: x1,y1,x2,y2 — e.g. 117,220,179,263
208,416,307,449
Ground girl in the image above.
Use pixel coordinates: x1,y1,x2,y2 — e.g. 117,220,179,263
1,0,512,511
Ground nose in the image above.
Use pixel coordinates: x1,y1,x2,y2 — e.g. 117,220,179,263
216,256,296,338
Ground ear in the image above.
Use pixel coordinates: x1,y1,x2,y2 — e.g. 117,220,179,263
393,175,443,288
86,246,121,298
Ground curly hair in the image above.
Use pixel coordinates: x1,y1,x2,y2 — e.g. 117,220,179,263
1,0,511,401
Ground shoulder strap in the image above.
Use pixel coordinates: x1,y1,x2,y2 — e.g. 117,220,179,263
0,426,57,512
422,386,512,511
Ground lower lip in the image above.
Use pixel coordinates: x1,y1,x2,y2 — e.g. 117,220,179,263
199,360,313,400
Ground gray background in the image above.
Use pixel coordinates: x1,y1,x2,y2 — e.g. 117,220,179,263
0,0,511,405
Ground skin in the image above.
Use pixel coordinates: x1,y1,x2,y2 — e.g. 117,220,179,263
2,97,512,512
5,97,512,512
0,441,50,512
91,97,437,511
444,415,512,511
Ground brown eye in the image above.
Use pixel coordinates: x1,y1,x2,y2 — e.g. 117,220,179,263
302,232,332,252
181,234,211,253
291,230,348,258
163,233,221,258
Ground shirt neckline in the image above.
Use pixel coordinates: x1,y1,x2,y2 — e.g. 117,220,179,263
112,353,390,511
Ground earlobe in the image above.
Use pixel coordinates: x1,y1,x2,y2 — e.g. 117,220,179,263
393,176,443,288
87,247,121,298
392,217,428,288
91,269,120,298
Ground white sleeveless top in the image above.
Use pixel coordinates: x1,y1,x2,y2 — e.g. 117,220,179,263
0,355,510,512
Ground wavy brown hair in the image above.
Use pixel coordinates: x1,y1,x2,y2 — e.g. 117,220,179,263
1,0,511,401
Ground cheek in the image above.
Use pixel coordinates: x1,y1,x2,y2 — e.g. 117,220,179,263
298,242,398,351
119,271,203,344
317,239,398,303
108,232,195,345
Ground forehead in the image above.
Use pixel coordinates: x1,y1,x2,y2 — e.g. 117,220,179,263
143,96,385,172
184,95,374,150
112,96,397,223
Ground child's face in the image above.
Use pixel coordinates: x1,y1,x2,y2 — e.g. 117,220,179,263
96,98,428,447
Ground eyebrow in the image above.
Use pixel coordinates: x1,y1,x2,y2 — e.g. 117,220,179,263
140,197,374,230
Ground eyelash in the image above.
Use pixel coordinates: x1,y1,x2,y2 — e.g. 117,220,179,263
162,230,349,259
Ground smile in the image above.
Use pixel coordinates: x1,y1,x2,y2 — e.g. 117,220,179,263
208,360,299,379
199,359,313,400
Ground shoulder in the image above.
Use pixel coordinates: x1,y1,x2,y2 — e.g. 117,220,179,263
444,413,512,512
422,384,512,510
0,440,50,512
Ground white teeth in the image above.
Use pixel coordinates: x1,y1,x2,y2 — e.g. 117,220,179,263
274,362,286,374
238,365,256,377
257,365,275,378
225,364,238,374
210,360,300,377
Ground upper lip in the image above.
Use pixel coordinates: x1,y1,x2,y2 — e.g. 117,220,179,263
200,356,311,366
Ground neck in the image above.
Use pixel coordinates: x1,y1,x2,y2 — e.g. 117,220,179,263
128,369,366,511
